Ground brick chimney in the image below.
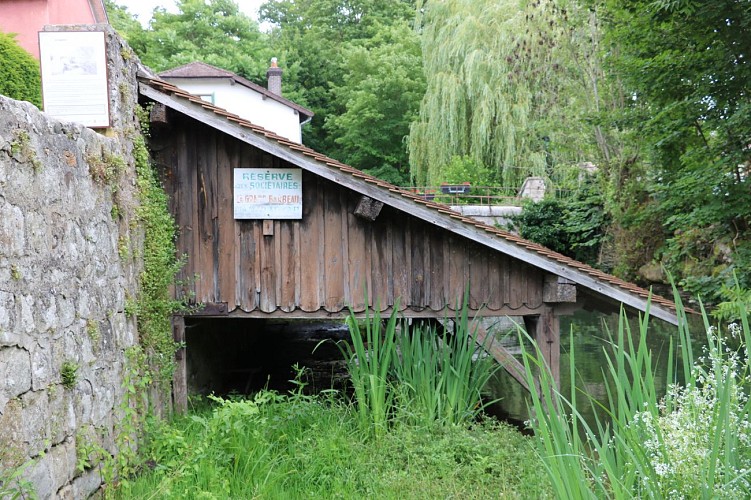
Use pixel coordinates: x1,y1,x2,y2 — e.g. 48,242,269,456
266,57,282,96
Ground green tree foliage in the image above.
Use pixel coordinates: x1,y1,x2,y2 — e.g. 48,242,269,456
106,0,271,80
597,0,751,297
0,30,42,108
409,0,601,187
508,177,608,267
324,22,425,185
260,0,419,164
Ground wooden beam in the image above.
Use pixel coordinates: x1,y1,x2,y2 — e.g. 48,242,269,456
543,274,577,303
139,83,678,325
149,102,170,126
529,306,560,388
183,303,545,319
353,195,383,221
473,324,534,395
172,315,187,414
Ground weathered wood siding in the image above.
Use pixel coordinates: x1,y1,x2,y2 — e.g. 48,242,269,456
156,117,544,316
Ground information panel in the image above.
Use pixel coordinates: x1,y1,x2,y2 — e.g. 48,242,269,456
234,168,302,219
39,31,110,128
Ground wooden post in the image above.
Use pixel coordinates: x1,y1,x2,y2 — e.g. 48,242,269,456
537,306,560,388
523,308,561,389
172,315,188,414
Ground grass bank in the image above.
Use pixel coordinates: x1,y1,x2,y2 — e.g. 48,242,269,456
114,390,551,498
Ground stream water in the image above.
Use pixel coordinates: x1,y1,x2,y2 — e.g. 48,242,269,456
484,309,707,428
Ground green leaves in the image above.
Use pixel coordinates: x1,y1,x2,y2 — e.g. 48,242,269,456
0,30,42,108
409,0,603,187
508,179,609,267
107,0,271,80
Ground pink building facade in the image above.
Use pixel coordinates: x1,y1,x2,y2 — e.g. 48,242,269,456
0,0,108,58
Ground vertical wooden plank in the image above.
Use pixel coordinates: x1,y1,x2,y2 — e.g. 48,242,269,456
501,254,512,308
172,130,186,300
253,221,262,308
195,127,218,303
486,252,502,311
299,174,322,311
323,181,345,312
293,221,302,309
410,219,425,307
347,196,367,312
448,234,468,311
429,229,445,311
443,234,452,309
237,222,256,311
468,243,485,310
370,216,392,311
216,134,236,309
279,221,297,311
528,267,544,308
185,128,200,303
537,306,560,388
340,189,351,310
509,258,524,310
172,316,187,414
391,215,410,310
260,224,276,312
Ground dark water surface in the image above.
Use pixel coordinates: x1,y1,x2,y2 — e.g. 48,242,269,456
484,309,707,428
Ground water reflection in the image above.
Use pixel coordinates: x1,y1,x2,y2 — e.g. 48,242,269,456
484,309,706,428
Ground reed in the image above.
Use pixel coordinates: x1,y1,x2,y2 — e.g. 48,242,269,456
392,305,498,426
340,303,399,437
520,287,751,498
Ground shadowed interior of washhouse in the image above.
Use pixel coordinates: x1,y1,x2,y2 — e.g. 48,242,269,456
185,318,351,397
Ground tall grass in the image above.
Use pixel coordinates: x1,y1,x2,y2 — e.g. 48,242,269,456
116,389,552,498
520,288,751,498
341,303,399,436
340,299,498,433
393,305,499,426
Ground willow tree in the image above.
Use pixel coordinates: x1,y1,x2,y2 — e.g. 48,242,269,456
409,0,594,187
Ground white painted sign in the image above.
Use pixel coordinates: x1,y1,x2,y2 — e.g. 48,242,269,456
234,168,302,219
39,31,110,128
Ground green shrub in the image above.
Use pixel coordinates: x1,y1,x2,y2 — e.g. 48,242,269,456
0,30,42,108
508,179,609,267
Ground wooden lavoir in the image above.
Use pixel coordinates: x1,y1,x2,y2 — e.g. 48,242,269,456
140,78,680,413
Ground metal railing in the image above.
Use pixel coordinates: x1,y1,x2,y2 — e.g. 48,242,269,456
401,185,575,206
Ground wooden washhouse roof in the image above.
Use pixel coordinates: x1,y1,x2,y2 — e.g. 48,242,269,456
137,75,681,326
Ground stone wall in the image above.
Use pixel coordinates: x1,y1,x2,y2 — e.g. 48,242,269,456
0,25,146,498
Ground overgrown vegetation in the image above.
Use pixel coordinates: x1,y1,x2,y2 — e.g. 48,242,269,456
88,149,127,186
10,129,42,173
130,110,183,386
508,178,609,268
520,287,751,497
114,389,550,498
0,30,42,108
340,299,498,435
